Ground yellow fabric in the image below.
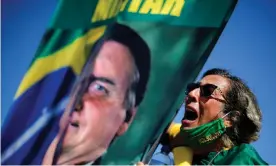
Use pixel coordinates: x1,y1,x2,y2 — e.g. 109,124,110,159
173,147,193,166
167,123,193,166
167,123,182,138
15,26,106,99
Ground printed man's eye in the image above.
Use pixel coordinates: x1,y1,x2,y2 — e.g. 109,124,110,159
88,83,109,96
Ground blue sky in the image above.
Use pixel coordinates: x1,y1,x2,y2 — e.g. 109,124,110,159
2,0,276,164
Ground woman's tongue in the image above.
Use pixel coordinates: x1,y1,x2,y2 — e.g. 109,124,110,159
182,110,198,127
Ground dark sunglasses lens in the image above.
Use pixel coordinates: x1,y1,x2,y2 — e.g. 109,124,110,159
201,84,217,97
185,83,199,95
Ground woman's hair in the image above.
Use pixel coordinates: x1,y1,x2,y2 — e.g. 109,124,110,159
203,68,262,147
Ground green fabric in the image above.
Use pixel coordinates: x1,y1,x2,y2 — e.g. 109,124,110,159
181,118,226,149
118,0,234,27
193,144,268,165
30,30,87,62
50,0,114,28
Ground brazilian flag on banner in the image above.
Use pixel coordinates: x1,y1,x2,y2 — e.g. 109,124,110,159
1,0,238,165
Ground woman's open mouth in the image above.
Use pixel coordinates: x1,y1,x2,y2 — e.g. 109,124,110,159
182,107,198,126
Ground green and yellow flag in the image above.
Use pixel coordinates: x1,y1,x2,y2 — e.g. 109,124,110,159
1,0,237,164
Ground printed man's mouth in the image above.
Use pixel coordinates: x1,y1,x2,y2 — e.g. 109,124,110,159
70,121,79,128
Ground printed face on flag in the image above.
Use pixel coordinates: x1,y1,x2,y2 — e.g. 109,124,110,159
57,41,138,164
44,35,148,164
42,23,151,165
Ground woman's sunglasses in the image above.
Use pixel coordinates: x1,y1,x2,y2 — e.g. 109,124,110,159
185,82,226,101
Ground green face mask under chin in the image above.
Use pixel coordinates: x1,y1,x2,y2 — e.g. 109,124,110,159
180,118,226,149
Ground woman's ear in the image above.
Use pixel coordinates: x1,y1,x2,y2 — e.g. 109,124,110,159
224,119,232,127
224,111,241,127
